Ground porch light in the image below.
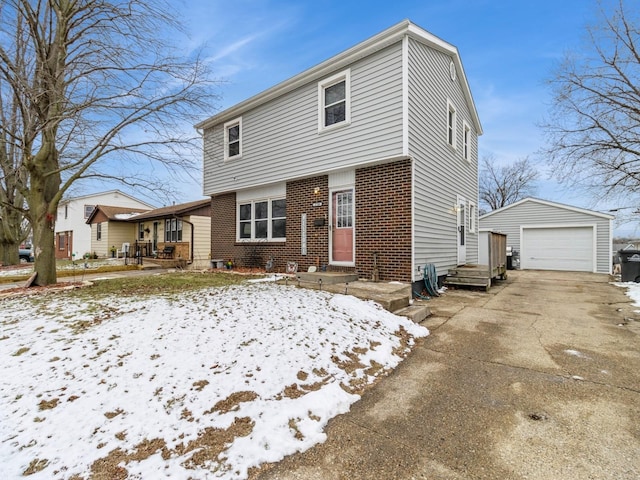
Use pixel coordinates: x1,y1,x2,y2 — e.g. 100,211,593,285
314,187,321,195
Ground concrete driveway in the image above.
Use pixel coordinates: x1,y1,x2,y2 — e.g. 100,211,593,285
255,270,640,479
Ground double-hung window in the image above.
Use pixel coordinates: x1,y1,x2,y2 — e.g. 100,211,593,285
224,117,242,160
319,70,350,131
84,205,94,219
447,100,457,149
164,219,183,242
96,223,102,241
238,198,286,241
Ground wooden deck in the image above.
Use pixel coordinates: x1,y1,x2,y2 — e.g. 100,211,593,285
444,264,506,291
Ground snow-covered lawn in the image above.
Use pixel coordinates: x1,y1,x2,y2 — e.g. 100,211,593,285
0,278,428,479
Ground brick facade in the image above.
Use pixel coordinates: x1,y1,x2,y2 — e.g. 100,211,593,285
209,159,413,281
355,159,413,282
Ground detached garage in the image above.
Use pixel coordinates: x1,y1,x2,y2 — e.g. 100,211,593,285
479,198,614,274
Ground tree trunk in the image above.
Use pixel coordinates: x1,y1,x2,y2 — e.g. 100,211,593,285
0,240,21,266
0,209,24,266
28,140,61,286
31,211,57,285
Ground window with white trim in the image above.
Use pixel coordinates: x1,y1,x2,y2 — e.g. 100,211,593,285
164,219,183,242
238,198,286,241
319,70,350,130
84,204,95,219
224,117,242,160
96,223,102,241
463,121,471,161
468,201,477,233
447,100,457,149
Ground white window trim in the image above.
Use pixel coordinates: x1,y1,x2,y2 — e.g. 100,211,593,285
468,201,477,233
446,99,457,150
224,117,242,161
236,197,286,243
318,69,351,133
463,121,471,162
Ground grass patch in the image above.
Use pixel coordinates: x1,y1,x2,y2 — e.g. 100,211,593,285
67,272,264,299
0,264,140,284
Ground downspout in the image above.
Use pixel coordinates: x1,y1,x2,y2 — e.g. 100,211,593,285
176,215,195,264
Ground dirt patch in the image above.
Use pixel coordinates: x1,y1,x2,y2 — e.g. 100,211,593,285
38,398,59,410
205,391,258,414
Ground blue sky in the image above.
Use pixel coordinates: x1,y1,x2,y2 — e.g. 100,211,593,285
158,0,635,236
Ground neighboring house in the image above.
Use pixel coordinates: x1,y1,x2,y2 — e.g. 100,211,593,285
85,205,151,257
479,197,614,274
197,20,482,288
128,199,212,269
55,190,155,260
86,199,212,268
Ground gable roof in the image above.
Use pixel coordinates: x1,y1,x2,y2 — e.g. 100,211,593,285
195,20,481,135
85,205,151,224
60,189,155,208
479,197,615,220
129,199,211,221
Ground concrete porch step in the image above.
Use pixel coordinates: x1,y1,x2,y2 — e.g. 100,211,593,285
394,303,432,323
296,272,359,286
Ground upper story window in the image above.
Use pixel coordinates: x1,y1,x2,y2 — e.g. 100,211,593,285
319,70,351,131
447,100,457,149
84,204,95,219
238,198,286,242
224,117,242,160
463,121,471,161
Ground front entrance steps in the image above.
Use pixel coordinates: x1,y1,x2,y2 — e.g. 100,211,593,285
292,272,431,323
444,264,493,291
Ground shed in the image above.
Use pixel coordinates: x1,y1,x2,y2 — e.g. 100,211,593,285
479,198,614,274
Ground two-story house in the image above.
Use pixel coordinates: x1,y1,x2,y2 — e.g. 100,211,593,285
197,20,482,289
55,190,154,260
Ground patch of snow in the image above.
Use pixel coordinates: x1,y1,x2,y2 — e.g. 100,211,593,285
564,349,589,359
0,282,428,479
614,281,640,312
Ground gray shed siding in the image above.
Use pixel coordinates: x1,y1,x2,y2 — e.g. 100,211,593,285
408,38,479,277
202,43,404,195
479,200,612,274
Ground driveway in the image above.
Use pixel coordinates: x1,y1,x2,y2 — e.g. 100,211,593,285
255,270,640,479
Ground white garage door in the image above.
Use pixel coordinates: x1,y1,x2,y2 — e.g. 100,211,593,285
521,227,594,272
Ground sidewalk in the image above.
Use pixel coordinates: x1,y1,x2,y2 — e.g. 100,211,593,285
255,270,640,479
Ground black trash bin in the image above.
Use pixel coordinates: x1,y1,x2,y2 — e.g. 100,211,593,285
618,249,640,282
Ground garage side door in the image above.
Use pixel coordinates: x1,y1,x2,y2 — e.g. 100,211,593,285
521,226,594,272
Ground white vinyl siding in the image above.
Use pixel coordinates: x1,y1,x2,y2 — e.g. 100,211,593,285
479,198,613,274
203,42,404,195
409,38,479,277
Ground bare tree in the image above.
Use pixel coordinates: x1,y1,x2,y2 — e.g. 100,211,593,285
542,0,640,205
479,154,539,211
0,0,219,284
0,11,30,265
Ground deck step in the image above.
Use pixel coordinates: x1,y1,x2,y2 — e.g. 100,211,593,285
445,265,492,291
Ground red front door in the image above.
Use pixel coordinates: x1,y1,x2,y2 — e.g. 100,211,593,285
331,189,354,264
